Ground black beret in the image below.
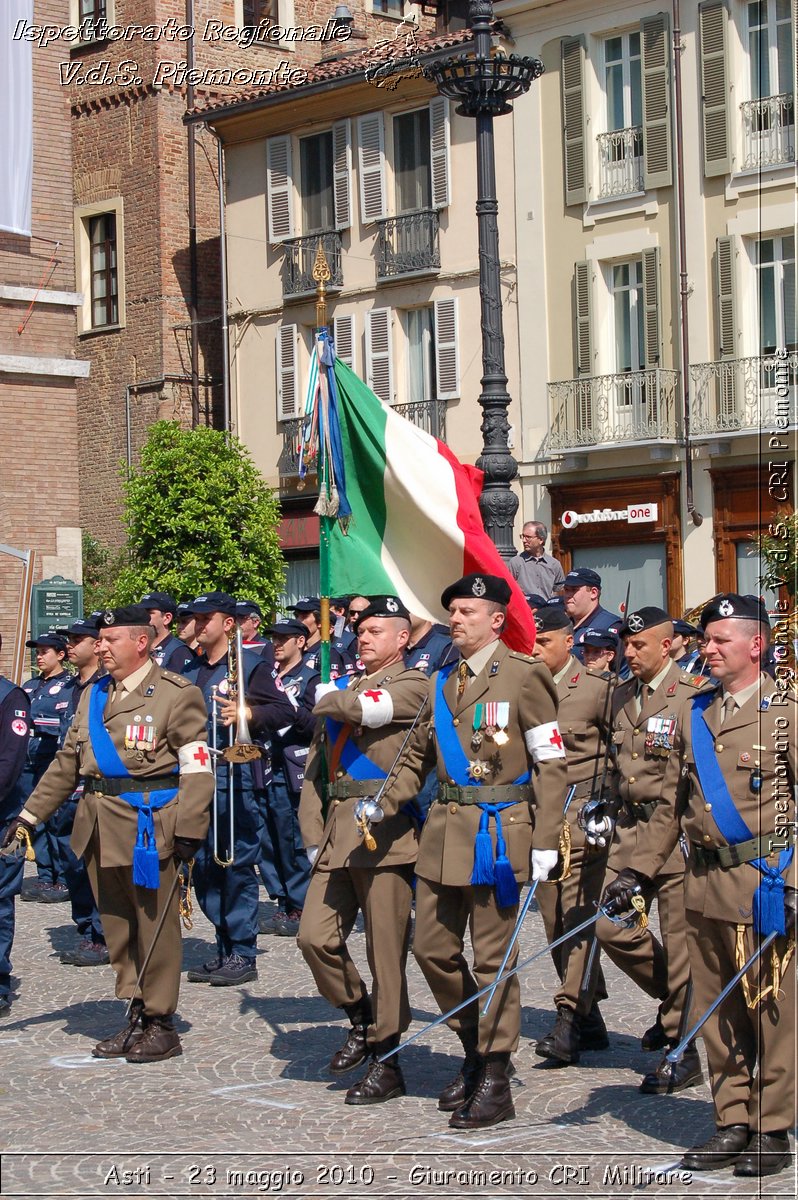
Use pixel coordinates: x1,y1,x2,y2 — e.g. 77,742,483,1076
581,628,619,650
354,595,411,626
700,593,770,629
673,619,698,638
534,606,573,633
441,573,512,609
139,592,178,615
187,592,237,617
620,607,672,636
26,633,68,652
265,618,308,639
291,596,321,614
97,605,153,629
236,599,264,619
563,568,602,589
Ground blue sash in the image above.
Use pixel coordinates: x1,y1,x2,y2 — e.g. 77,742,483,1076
325,677,388,782
88,677,178,889
434,663,525,907
691,690,794,935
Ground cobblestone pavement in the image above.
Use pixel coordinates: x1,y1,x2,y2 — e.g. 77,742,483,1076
1,868,794,1199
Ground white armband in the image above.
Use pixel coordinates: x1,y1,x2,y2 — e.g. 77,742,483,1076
357,687,395,728
178,741,214,774
524,722,566,762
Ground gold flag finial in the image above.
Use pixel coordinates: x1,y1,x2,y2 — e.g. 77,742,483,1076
313,240,331,329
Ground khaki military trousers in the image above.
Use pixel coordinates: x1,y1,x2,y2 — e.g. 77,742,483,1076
595,869,690,1041
536,840,609,1015
85,840,182,1017
686,909,796,1133
297,864,413,1045
413,877,521,1056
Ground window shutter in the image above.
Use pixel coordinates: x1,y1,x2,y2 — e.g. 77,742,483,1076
266,135,294,242
715,236,738,358
276,324,299,421
434,297,459,399
357,113,386,223
573,261,594,376
641,13,673,190
641,247,662,368
561,37,587,206
332,119,352,230
333,314,356,371
699,2,731,177
429,97,451,209
365,307,393,404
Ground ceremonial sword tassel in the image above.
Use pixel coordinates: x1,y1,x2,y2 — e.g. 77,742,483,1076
665,930,779,1064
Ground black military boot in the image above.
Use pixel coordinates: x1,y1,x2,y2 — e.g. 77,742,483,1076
448,1053,515,1130
733,1131,792,1177
438,1028,483,1111
577,1002,610,1051
344,1039,406,1105
640,1040,703,1094
92,1000,145,1059
641,1007,668,1051
329,995,372,1075
125,1014,182,1063
535,1005,580,1064
680,1125,749,1171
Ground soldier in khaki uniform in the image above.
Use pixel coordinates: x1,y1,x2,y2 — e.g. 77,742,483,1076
607,595,796,1177
2,606,214,1062
595,606,709,1094
530,606,614,1064
297,597,427,1105
413,574,568,1130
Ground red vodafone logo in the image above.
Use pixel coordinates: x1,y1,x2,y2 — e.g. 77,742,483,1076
561,509,579,530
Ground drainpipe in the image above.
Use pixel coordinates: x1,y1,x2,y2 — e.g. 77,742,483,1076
186,0,200,427
673,0,703,525
209,128,231,434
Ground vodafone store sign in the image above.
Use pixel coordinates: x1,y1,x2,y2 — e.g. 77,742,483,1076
561,504,659,529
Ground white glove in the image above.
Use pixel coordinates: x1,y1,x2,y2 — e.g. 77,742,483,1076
314,681,338,706
531,848,559,882
584,813,614,848
306,846,319,866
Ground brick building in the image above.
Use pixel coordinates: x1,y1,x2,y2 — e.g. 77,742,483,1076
1,1,85,676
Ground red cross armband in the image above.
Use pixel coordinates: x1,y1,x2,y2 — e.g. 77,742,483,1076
524,721,566,762
179,741,214,773
357,687,395,729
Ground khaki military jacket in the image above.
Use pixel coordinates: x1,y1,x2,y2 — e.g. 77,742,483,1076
556,658,614,847
24,664,213,867
415,642,567,886
298,662,428,870
609,660,708,876
638,675,797,922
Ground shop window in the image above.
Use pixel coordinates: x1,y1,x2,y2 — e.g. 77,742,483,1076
279,557,320,613
735,543,779,611
572,543,667,611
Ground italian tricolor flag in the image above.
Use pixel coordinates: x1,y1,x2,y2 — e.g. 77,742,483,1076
324,357,535,653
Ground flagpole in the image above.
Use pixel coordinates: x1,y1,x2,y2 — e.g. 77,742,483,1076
314,242,332,685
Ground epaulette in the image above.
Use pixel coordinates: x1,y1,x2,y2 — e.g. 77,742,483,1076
508,651,536,663
161,670,192,688
680,671,708,688
585,667,610,680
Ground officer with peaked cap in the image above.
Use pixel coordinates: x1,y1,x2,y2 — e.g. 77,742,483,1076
2,606,214,1061
139,593,196,673
298,596,428,1106
530,606,614,1064
606,594,796,1176
595,606,711,1094
412,574,568,1130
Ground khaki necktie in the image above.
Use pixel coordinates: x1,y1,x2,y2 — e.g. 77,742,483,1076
634,682,649,719
721,694,737,726
456,660,469,701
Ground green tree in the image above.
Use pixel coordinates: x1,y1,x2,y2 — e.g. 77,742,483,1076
81,531,127,612
111,422,285,610
758,512,798,600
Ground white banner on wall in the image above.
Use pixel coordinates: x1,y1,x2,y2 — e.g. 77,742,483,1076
0,1,34,237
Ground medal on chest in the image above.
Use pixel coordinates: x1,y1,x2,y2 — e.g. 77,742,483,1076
646,715,676,756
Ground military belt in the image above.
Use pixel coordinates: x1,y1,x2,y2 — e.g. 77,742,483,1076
625,797,659,822
327,779,383,800
569,780,597,802
437,783,533,806
690,832,795,870
81,775,177,797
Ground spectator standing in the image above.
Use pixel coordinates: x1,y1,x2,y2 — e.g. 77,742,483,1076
508,523,565,600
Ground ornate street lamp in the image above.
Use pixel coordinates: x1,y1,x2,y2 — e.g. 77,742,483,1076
427,2,543,557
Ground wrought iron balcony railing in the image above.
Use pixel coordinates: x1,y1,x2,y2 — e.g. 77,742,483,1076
740,95,795,168
543,368,679,454
376,210,440,280
282,231,343,298
596,126,644,197
278,418,306,478
393,398,447,440
689,352,798,436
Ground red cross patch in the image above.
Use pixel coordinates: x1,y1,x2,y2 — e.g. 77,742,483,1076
193,745,210,767
549,728,564,751
363,689,383,703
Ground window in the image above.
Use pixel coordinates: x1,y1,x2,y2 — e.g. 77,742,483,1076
242,0,278,26
371,0,405,15
79,0,107,18
405,307,436,404
598,32,644,196
75,198,125,334
393,109,432,213
69,0,113,36
747,0,793,100
611,260,645,375
300,132,334,234
755,235,796,354
436,0,470,33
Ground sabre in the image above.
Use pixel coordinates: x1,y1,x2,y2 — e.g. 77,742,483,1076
125,864,187,1017
665,930,779,1064
482,784,578,1016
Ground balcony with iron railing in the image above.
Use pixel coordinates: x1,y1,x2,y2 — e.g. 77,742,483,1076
543,368,680,455
279,400,447,479
376,210,440,280
281,231,343,298
740,95,795,168
596,126,644,197
689,352,798,436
